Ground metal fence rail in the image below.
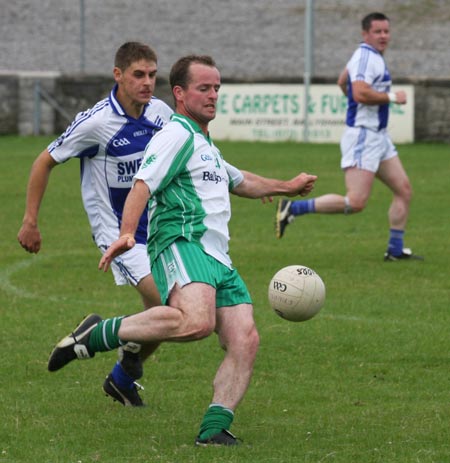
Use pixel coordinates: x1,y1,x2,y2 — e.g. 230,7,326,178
33,80,72,135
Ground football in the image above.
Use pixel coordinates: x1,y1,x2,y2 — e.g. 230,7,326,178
268,265,326,322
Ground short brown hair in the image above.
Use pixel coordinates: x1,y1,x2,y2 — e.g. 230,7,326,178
361,12,389,31
169,55,216,90
114,42,158,71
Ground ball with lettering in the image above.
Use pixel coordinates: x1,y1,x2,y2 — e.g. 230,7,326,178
268,265,325,322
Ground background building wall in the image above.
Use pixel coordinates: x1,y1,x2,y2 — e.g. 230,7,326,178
2,0,449,80
1,0,449,141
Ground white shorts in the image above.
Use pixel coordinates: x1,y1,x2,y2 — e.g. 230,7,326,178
98,243,151,286
340,126,398,173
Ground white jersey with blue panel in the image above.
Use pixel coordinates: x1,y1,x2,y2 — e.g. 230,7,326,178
345,43,392,131
48,84,173,248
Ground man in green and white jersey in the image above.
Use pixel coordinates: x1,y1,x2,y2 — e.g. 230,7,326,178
140,111,245,281
48,55,317,446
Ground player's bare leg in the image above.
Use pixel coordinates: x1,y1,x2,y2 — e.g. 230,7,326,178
288,167,375,215
118,282,216,342
195,303,259,446
48,282,217,370
213,303,259,410
136,274,161,308
376,156,421,260
341,167,375,213
376,156,412,230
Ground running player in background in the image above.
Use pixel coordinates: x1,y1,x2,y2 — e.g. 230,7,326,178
276,12,423,262
17,42,173,405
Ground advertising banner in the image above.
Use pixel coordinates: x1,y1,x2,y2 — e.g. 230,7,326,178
210,84,414,143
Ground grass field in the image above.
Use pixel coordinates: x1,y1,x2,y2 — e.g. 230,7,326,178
1,136,449,462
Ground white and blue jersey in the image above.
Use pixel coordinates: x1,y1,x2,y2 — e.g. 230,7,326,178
48,85,173,249
345,43,392,131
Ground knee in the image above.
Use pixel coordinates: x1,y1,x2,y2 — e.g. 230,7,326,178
239,324,260,358
167,305,216,340
401,181,413,203
346,196,366,213
247,325,260,354
226,324,260,359
241,326,259,367
186,318,216,340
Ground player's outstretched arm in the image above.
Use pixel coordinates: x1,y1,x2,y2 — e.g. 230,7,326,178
98,180,150,272
17,149,58,253
232,170,317,199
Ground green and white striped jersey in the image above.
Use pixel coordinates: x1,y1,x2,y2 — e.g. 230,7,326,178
134,114,244,268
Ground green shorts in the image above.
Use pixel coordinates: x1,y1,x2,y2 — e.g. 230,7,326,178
152,239,252,307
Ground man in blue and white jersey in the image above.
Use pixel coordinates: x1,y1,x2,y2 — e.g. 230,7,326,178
276,12,422,261
18,42,173,405
47,55,317,446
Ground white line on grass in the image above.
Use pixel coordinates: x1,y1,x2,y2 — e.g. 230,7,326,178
0,254,101,305
0,258,48,299
2,258,433,329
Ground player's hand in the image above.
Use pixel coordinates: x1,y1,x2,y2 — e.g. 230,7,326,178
17,223,42,253
394,90,407,104
286,173,318,197
98,234,136,272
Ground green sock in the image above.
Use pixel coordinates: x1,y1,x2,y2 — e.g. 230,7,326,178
198,404,234,440
88,316,125,352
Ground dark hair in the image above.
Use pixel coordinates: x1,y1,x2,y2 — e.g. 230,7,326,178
114,42,158,71
361,12,389,31
169,55,216,90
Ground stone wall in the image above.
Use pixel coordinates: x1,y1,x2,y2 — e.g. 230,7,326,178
414,80,450,142
1,1,449,141
2,1,449,81
0,75,18,134
1,73,449,143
